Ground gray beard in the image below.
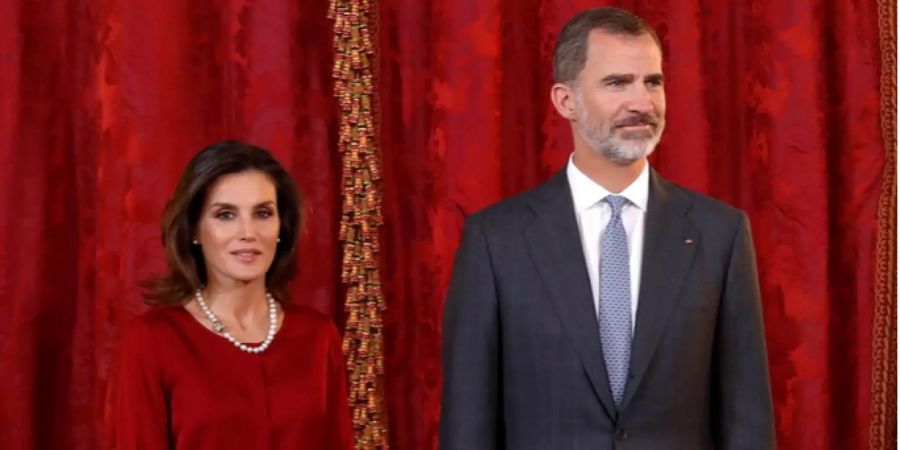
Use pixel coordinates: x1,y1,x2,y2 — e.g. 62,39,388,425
574,106,664,166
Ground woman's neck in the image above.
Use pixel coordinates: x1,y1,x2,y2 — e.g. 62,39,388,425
201,277,269,328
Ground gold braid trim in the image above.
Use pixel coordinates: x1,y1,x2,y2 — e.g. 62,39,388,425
329,0,390,448
870,0,897,447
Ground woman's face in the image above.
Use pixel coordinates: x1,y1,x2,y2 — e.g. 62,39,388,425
195,170,280,288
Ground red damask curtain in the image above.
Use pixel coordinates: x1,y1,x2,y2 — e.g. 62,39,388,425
0,0,894,449
378,1,892,449
0,1,341,448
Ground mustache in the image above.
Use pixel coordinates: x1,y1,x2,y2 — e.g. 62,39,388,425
613,114,659,128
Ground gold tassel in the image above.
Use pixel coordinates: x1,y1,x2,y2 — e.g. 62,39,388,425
329,0,390,448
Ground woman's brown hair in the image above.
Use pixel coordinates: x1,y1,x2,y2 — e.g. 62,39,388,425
142,140,301,305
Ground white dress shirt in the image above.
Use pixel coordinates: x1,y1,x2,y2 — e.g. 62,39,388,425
566,155,649,332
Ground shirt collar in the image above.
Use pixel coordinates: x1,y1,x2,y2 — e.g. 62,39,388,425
566,153,650,213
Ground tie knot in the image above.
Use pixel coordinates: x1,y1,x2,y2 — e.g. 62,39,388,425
603,195,628,216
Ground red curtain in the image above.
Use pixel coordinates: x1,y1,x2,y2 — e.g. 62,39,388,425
0,1,892,450
0,1,341,448
378,1,888,450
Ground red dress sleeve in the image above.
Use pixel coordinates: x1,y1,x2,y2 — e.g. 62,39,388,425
327,322,355,450
115,316,169,449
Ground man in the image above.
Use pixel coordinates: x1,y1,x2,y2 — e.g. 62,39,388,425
440,7,776,450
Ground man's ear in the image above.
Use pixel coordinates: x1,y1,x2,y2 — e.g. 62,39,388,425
550,82,577,120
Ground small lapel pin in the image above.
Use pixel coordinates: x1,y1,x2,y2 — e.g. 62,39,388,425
684,238,694,244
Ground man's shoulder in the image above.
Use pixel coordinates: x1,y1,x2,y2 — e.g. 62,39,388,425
464,175,558,230
658,174,747,225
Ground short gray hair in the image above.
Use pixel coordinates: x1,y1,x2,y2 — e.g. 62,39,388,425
553,7,662,84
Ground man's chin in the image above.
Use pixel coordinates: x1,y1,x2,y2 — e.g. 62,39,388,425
609,155,646,166
599,142,656,165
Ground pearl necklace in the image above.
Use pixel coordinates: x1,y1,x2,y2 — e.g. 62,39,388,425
194,289,278,354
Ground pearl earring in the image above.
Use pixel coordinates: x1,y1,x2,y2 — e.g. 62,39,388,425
192,239,199,245
277,238,281,243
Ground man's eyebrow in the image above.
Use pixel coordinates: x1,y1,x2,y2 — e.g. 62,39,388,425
600,73,637,83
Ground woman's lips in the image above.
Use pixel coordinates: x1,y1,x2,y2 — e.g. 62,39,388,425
231,249,262,263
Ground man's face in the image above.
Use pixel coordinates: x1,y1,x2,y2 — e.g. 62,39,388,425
571,30,666,165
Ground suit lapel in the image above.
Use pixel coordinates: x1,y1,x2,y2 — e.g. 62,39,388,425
523,169,618,420
621,170,698,409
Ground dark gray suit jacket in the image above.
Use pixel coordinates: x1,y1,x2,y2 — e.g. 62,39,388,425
440,168,776,450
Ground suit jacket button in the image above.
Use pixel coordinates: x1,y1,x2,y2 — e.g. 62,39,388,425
616,428,628,441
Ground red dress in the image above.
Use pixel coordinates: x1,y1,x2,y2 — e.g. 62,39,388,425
115,303,354,450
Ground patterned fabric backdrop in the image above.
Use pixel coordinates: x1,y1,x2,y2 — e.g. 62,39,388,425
0,1,342,447
376,1,892,449
0,0,894,449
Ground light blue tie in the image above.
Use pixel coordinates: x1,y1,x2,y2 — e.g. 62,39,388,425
600,195,632,407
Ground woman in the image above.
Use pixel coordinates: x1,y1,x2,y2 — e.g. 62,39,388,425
115,140,353,449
